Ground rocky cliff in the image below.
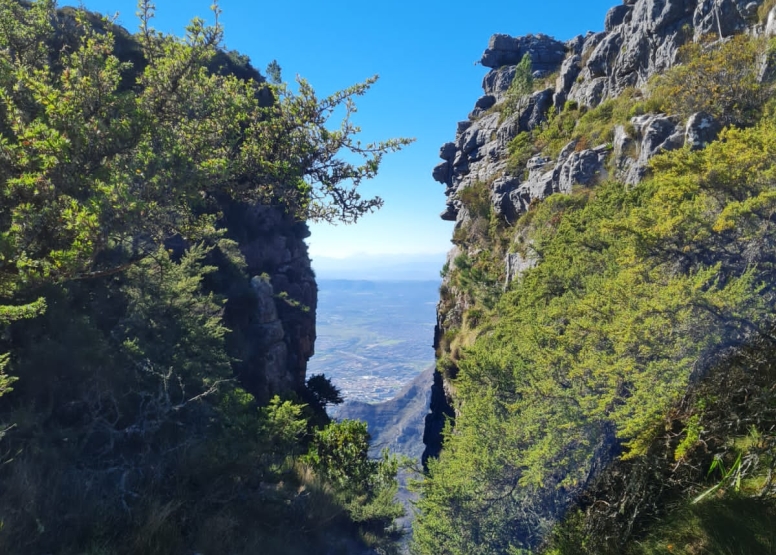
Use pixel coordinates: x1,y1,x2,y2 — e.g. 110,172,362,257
422,0,776,550
220,201,317,404
433,0,767,233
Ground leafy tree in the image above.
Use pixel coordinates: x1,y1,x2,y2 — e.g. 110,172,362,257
304,419,404,527
0,0,410,284
119,244,232,391
503,53,534,117
306,373,344,409
0,1,408,552
265,58,282,84
259,395,308,461
0,0,411,400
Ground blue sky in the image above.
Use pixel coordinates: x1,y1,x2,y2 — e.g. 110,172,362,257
77,0,617,259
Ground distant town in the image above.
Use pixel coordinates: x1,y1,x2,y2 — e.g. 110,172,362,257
308,279,439,403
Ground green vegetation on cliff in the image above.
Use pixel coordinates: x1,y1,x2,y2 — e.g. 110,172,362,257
414,34,776,555
0,1,410,553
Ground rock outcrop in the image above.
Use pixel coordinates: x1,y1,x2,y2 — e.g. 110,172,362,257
221,202,317,403
565,0,763,108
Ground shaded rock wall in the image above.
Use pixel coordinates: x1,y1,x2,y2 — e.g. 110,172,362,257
221,202,317,403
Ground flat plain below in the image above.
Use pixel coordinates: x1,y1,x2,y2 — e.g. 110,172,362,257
308,279,439,404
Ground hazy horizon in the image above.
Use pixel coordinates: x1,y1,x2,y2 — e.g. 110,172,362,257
311,252,447,281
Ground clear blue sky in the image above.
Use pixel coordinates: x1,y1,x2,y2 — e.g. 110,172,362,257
77,0,617,258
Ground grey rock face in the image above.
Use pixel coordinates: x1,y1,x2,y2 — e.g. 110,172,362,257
252,275,280,323
685,111,721,149
587,32,624,78
224,202,317,403
440,142,457,161
556,55,582,96
610,113,686,184
480,33,567,71
505,252,538,287
520,88,555,131
767,6,776,35
565,0,768,108
557,147,609,193
250,275,291,395
634,114,684,165
432,160,452,187
606,4,633,30
693,0,756,38
475,95,497,111
571,76,609,108
483,66,517,97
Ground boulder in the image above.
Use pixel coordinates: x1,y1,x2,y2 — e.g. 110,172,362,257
767,6,776,36
457,120,472,136
433,161,452,186
483,65,517,97
440,142,457,161
475,94,497,111
556,55,582,94
605,4,632,31
685,111,721,150
557,147,607,193
570,76,608,107
587,32,623,78
440,201,459,222
480,33,566,72
252,275,279,324
693,0,752,38
566,34,586,56
519,88,554,131
634,114,683,165
505,252,537,287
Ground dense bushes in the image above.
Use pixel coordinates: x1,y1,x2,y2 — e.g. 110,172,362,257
0,1,408,553
650,35,771,127
413,112,776,554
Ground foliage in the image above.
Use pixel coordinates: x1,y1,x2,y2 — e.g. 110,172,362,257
304,419,404,528
119,245,232,388
265,58,282,84
0,0,407,553
0,0,410,339
457,180,492,220
306,373,344,409
413,113,776,553
628,497,776,555
760,0,776,23
505,86,649,169
507,131,536,172
650,35,771,127
502,54,534,118
259,395,308,459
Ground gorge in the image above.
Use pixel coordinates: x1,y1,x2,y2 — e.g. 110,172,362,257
1,0,776,553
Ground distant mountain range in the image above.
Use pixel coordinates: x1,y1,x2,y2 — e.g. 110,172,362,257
311,252,447,281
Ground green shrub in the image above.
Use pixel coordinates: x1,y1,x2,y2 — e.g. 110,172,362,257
413,118,776,555
502,54,535,118
457,181,492,219
650,35,770,127
507,131,537,171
